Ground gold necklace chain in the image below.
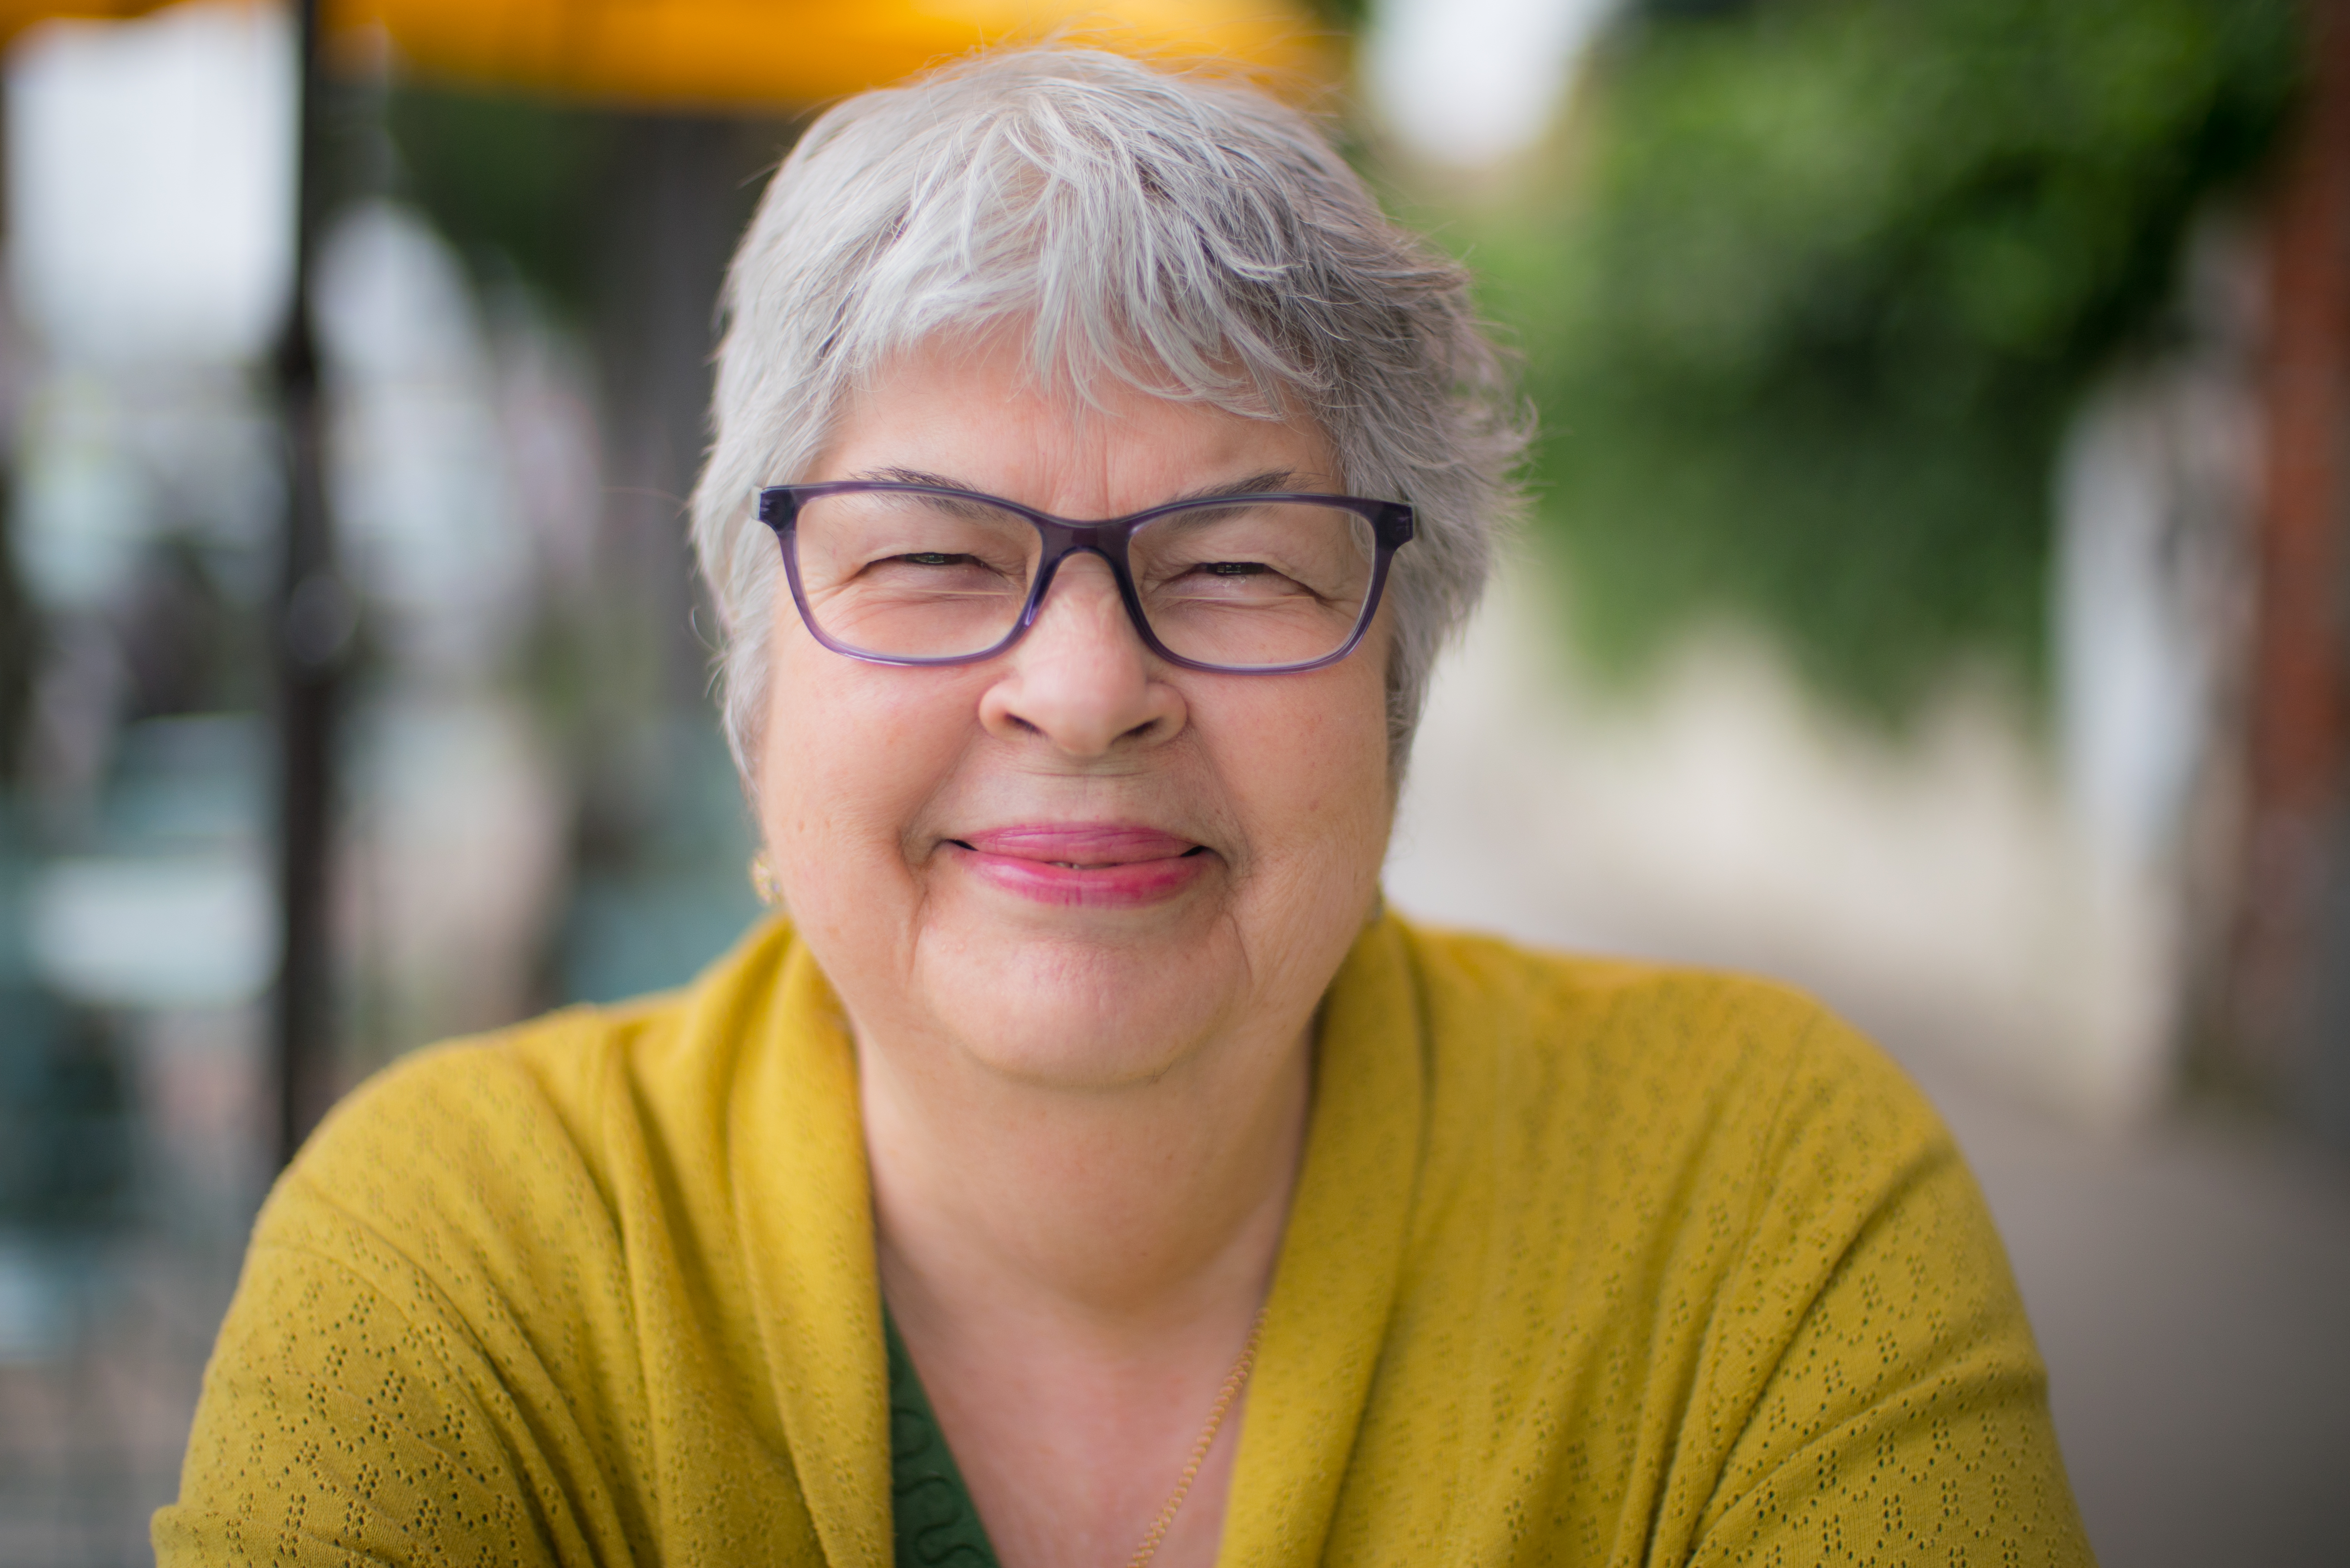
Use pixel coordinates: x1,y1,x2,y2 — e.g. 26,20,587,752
1123,1307,1269,1568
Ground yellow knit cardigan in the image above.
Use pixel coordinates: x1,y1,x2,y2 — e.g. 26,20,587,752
156,914,2094,1566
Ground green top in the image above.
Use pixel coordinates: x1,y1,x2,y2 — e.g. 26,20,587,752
885,1309,1002,1568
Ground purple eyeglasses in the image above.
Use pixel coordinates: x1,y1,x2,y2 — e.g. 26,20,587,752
757,481,1414,674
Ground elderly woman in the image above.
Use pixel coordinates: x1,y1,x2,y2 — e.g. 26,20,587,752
159,47,2090,1568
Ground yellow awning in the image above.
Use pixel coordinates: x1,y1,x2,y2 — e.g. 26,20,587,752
333,0,1334,107
1,0,1336,107
0,0,170,37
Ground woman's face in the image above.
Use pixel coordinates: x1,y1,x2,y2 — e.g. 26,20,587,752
757,336,1396,1090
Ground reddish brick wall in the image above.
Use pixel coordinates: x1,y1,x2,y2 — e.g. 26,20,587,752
2229,0,2350,1101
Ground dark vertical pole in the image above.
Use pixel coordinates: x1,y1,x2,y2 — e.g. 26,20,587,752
271,0,343,1171
597,116,752,714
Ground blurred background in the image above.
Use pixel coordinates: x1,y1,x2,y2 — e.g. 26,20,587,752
0,0,2341,1563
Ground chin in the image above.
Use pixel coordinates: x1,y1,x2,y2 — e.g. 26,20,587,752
921,936,1238,1091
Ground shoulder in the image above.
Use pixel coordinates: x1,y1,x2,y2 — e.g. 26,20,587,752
275,912,799,1241
1361,922,2083,1561
161,920,837,1565
1388,918,1959,1298
261,915,807,1309
278,991,678,1227
234,997,684,1377
1395,919,1933,1158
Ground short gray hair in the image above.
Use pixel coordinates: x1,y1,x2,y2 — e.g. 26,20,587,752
691,46,1526,773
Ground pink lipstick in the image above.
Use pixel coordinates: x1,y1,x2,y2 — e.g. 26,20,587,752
947,823,1210,908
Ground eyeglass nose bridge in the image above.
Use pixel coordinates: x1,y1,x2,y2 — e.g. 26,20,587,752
1012,517,1155,648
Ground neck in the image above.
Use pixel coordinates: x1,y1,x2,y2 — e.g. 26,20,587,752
859,1013,1312,1357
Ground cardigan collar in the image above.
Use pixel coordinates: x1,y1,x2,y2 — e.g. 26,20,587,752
721,914,1428,1568
1220,915,1428,1568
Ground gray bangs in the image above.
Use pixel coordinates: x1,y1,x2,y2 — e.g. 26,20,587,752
692,46,1527,777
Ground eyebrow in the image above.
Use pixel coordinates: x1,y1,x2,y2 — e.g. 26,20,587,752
845,467,1303,513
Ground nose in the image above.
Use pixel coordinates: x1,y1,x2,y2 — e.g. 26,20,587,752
977,553,1186,758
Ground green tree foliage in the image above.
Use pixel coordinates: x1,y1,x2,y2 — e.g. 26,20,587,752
1481,0,2299,719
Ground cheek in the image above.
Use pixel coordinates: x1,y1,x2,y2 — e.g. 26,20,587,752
756,639,970,879
1215,659,1394,874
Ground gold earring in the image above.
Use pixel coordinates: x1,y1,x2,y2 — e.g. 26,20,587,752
749,851,782,907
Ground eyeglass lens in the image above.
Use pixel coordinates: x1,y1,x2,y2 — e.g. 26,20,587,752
789,492,1379,669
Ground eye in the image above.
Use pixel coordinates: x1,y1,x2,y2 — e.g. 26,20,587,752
1202,561,1271,576
871,551,1006,573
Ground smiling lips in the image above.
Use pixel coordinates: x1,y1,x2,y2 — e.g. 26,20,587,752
949,824,1210,908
